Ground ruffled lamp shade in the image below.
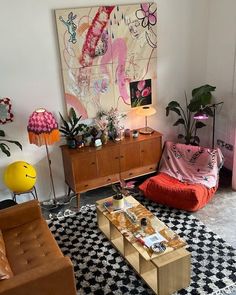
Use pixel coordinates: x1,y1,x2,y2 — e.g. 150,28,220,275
27,108,60,208
27,108,60,146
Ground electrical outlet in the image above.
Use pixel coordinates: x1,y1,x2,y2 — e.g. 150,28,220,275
225,143,233,151
217,139,225,147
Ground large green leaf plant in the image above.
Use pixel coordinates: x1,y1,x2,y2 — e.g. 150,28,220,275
59,107,86,140
166,84,216,145
0,129,22,157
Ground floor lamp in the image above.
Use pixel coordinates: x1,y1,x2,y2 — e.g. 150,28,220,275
27,108,60,207
136,106,156,134
194,102,223,149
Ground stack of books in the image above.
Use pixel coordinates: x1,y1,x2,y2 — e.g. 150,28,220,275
103,198,133,213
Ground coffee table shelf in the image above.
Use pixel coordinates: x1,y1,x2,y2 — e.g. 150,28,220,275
96,196,191,295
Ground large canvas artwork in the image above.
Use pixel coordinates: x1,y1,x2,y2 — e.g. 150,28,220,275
55,3,157,119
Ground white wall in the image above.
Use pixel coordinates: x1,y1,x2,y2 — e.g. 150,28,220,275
206,0,236,169
0,0,209,202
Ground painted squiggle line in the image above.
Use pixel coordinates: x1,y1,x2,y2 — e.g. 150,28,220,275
101,37,129,103
79,6,114,67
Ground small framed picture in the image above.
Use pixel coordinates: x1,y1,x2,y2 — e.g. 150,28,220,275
130,79,152,108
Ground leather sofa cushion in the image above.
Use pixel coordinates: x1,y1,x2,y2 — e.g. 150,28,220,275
2,219,63,275
0,230,13,280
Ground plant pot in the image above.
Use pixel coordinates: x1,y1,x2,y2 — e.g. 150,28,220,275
112,193,124,210
67,138,77,149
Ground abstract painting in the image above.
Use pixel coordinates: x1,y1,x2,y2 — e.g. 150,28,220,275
55,3,157,118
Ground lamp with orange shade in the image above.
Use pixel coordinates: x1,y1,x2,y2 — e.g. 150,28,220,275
27,108,60,207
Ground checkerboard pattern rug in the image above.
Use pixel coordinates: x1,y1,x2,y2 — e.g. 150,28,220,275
48,196,236,295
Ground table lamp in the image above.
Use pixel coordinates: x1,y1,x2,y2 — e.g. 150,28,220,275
27,108,60,207
136,106,156,134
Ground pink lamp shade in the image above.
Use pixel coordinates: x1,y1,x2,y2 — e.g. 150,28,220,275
27,108,60,146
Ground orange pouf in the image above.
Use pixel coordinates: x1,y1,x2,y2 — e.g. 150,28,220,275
139,172,217,212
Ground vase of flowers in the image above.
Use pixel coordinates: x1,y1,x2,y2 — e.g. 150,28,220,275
97,107,126,141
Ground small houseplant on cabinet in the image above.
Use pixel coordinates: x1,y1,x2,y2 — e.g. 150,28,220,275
59,108,86,148
166,84,216,145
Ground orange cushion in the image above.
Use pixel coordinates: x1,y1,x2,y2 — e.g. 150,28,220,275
139,173,217,211
0,230,13,280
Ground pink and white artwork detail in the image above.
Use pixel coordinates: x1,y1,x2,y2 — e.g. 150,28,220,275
55,3,157,118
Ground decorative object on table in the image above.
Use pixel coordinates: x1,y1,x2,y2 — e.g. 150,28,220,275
83,126,93,146
136,106,156,134
94,138,102,147
103,198,132,214
27,108,60,208
0,98,22,157
194,101,224,149
3,161,36,193
59,107,86,148
97,107,126,141
112,193,124,210
166,84,216,145
140,217,148,233
150,241,166,253
55,3,157,119
132,129,139,138
124,128,131,137
130,79,152,107
49,197,236,295
95,116,109,144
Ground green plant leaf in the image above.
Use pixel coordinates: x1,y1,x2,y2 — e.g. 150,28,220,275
166,106,181,116
0,130,5,137
0,139,22,150
59,112,70,129
70,107,77,121
178,134,185,139
192,84,216,98
192,136,200,144
189,84,216,111
0,143,11,157
173,118,185,126
203,106,214,117
195,121,206,129
167,101,180,108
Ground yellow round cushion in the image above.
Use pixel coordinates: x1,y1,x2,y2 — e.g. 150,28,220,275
3,161,37,193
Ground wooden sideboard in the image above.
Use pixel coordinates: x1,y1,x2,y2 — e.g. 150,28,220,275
60,130,162,207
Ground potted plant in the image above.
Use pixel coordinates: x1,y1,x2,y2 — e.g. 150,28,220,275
166,84,216,145
59,108,86,148
0,129,22,156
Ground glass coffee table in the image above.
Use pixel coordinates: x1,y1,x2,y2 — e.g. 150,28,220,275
96,195,191,295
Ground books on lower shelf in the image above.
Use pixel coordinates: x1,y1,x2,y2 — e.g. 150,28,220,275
103,198,133,213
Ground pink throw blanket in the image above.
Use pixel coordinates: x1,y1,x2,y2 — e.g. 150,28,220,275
159,141,224,189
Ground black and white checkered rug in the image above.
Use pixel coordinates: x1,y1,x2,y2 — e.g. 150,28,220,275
48,196,236,295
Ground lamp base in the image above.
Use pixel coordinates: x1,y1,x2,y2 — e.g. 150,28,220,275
139,127,154,135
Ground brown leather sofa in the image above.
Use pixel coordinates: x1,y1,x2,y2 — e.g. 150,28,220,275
0,200,77,295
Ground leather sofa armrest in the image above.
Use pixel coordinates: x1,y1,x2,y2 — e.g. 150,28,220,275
0,256,77,295
0,200,42,231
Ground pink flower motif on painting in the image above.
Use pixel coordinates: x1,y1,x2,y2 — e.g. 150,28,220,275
135,3,157,29
130,79,152,107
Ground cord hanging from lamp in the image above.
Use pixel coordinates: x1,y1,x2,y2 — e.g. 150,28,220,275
27,108,60,207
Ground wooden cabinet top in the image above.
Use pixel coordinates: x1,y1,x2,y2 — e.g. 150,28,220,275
60,129,162,155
